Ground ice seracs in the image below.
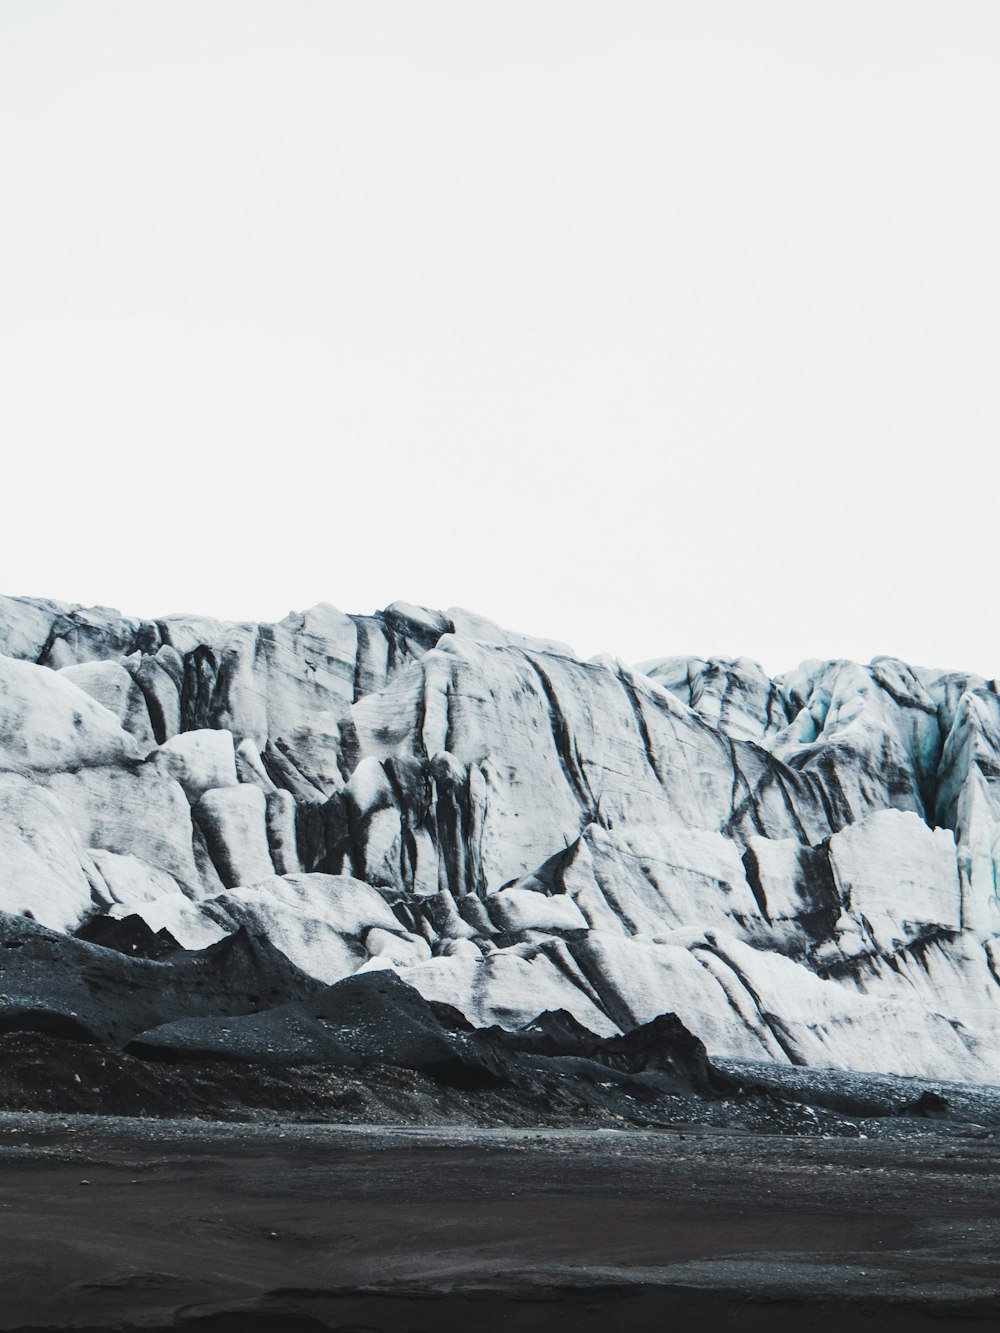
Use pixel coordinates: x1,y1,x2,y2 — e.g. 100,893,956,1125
3,590,1000,1080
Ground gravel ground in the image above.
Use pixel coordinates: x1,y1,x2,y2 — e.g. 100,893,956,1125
2,1112,1000,1330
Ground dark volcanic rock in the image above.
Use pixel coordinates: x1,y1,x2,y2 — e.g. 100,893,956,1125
127,969,495,1084
75,911,182,959
0,916,749,1121
127,972,739,1105
903,1089,951,1118
484,1009,735,1097
0,913,324,1046
0,1028,731,1128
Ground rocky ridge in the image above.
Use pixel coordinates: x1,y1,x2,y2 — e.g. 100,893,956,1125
2,593,1000,1082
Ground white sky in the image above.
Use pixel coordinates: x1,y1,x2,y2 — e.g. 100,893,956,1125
1,1,998,676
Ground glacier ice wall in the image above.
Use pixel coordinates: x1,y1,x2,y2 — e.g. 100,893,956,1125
4,592,1000,1080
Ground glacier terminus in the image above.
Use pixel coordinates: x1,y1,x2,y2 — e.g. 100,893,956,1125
3,592,1000,1085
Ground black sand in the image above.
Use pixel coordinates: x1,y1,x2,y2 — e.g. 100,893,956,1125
5,916,1000,1329
2,1114,999,1332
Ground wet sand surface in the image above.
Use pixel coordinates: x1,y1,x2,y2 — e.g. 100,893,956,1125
2,1113,1000,1331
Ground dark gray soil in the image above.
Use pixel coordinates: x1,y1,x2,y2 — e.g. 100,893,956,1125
6,913,1000,1329
2,1115,1000,1332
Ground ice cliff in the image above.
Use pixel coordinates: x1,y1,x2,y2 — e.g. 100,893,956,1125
3,592,1000,1081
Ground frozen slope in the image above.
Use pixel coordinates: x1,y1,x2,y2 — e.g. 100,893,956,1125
3,593,1000,1080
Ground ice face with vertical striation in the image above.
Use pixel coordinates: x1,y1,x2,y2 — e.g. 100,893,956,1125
4,591,1000,1080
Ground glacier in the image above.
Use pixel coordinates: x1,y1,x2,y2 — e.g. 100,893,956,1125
3,592,1000,1081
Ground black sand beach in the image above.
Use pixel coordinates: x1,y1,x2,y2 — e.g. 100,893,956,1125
2,1114,999,1331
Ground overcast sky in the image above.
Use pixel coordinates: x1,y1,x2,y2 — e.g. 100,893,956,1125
1,1,998,675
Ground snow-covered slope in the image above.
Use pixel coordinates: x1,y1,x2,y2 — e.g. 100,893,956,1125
3,592,1000,1080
